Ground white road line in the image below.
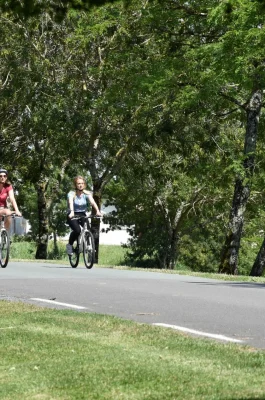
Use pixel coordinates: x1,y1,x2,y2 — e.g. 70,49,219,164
153,323,243,343
30,298,87,310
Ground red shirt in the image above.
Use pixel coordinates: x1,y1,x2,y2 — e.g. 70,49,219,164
0,185,12,207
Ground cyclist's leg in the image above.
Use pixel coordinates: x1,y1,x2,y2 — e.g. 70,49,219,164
67,216,81,245
0,208,12,231
75,213,86,239
66,216,80,255
79,214,86,229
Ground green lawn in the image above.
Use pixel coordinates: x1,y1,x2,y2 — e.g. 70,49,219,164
1,301,265,400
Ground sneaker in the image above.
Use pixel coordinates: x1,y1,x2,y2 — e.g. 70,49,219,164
66,243,73,255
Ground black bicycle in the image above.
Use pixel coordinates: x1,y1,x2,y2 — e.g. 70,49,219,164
0,213,21,268
68,216,96,269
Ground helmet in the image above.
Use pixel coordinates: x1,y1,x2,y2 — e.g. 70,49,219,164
0,168,8,175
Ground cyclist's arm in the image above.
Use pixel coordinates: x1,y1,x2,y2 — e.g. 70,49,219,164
67,192,75,218
8,189,22,216
85,191,102,216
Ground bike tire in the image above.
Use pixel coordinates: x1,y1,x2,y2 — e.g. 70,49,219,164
69,241,80,268
0,230,10,268
83,230,95,269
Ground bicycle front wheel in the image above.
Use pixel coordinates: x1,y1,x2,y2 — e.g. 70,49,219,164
83,230,95,269
0,230,10,268
69,241,80,268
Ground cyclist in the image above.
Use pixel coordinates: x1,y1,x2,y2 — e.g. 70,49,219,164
0,168,22,231
66,175,102,255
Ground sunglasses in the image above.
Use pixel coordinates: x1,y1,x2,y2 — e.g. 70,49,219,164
0,174,7,178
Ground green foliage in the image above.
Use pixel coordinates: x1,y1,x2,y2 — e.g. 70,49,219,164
2,0,265,272
0,0,122,20
179,230,223,274
105,124,236,270
239,237,263,276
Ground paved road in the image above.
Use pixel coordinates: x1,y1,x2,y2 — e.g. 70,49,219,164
1,261,265,349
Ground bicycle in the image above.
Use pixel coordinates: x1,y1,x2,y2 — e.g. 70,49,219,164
0,213,20,268
68,215,98,269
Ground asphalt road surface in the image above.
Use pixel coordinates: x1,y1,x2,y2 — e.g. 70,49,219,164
1,261,265,349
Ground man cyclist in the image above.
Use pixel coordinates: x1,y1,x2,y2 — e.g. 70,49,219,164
66,175,102,255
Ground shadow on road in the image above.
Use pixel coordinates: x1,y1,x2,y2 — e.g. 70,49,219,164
188,281,265,289
40,265,71,269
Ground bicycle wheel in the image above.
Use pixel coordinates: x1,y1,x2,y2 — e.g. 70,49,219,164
69,241,80,268
0,230,10,268
83,230,95,269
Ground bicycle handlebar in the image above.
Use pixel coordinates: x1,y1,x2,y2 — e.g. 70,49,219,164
70,215,102,221
1,213,22,219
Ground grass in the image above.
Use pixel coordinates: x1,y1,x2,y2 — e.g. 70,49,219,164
10,241,127,266
1,300,265,400
98,244,127,266
10,241,37,260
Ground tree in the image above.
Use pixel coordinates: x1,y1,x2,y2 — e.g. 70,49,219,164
104,105,235,269
1,6,135,259
205,1,265,274
0,0,122,19
2,0,265,273
0,13,81,258
153,0,265,274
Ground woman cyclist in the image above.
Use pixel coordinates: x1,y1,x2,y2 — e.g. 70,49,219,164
0,168,22,231
66,175,102,255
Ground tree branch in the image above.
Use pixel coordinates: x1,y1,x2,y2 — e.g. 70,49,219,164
219,91,246,109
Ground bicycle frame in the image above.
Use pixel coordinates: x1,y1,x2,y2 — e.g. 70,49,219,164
0,216,5,230
77,218,90,253
0,217,6,252
68,215,99,269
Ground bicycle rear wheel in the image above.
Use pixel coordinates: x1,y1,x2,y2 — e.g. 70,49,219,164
69,241,80,268
83,230,95,269
0,230,10,268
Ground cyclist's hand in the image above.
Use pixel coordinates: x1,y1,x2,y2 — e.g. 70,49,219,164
69,211,74,219
15,211,22,217
96,211,103,217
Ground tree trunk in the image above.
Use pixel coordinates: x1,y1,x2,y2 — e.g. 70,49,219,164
91,184,102,264
53,230,59,258
219,90,262,274
250,236,265,277
35,178,49,259
219,178,249,274
166,228,180,270
157,199,186,270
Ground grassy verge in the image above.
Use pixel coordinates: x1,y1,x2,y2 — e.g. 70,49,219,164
1,301,265,400
10,241,127,265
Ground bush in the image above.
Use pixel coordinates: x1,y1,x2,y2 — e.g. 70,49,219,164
10,242,36,259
